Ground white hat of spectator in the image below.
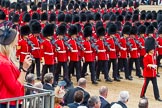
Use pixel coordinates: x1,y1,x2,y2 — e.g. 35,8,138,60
111,103,122,108
34,82,43,89
55,86,65,98
118,91,129,103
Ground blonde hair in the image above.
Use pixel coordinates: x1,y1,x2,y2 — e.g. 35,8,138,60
0,29,18,63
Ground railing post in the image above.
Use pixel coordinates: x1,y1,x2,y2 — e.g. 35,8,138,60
50,91,55,108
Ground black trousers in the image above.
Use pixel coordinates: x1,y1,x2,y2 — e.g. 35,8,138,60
129,58,142,76
81,62,96,82
139,56,144,69
68,61,81,81
140,77,160,99
96,60,108,80
41,64,55,84
55,62,69,83
108,59,118,78
30,58,41,78
118,58,129,78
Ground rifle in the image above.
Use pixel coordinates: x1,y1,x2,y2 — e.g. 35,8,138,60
134,38,143,49
75,37,85,51
90,37,98,52
37,36,44,43
103,38,111,51
126,38,133,51
113,37,122,49
63,36,72,50
51,37,60,51
26,38,35,51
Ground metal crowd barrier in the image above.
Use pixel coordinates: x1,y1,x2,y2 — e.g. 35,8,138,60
0,84,54,108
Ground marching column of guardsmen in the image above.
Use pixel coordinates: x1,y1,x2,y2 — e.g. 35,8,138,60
1,0,162,86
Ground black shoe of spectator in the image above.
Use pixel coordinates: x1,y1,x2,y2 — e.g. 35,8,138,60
156,98,162,102
157,74,160,77
92,81,98,84
126,76,133,80
114,77,121,82
97,79,101,81
138,75,143,78
106,77,113,82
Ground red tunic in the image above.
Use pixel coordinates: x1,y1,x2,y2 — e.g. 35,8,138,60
143,54,157,77
17,39,30,63
68,39,79,61
156,37,162,55
138,37,146,56
0,53,24,105
96,39,108,60
119,37,127,58
55,39,68,62
107,37,117,59
82,40,95,62
29,34,41,58
41,39,55,65
128,38,138,58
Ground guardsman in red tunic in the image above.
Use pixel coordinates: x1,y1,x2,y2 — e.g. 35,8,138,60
140,37,162,101
81,26,98,84
55,25,71,86
17,25,31,69
137,25,146,70
68,25,81,82
118,25,132,80
21,12,31,26
96,26,112,82
107,24,120,81
156,26,162,77
29,20,41,80
40,12,48,29
41,24,55,85
128,26,143,78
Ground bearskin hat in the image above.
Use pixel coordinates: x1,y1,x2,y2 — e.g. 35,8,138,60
115,21,122,31
20,25,30,36
0,10,6,20
134,9,139,15
80,13,87,22
158,26,162,34
152,11,157,20
21,4,27,12
55,3,60,10
95,21,103,30
42,24,54,37
74,3,79,10
88,2,93,9
118,1,123,8
94,13,101,21
107,2,111,9
96,26,105,36
137,25,146,34
68,3,73,10
5,1,10,8
94,2,99,9
41,2,47,11
41,12,48,21
145,37,155,53
110,14,116,22
49,12,56,22
103,13,109,21
10,2,16,9
134,2,139,8
65,14,72,23
75,23,81,32
87,13,94,21
117,15,123,22
122,2,127,8
122,25,131,34
73,14,80,23
37,2,41,8
23,12,31,22
108,23,117,35
30,21,41,34
61,4,67,11
31,12,40,20
129,1,133,7
80,2,86,10
124,22,132,27
146,25,154,34
132,14,139,22
68,25,78,36
84,26,92,37
56,24,67,35
144,22,150,27
130,26,137,35
152,22,157,29
49,4,54,10
31,5,37,11
15,3,21,10
157,14,162,24
58,13,65,22
140,13,146,20
12,14,19,22
111,1,116,8
146,13,152,20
